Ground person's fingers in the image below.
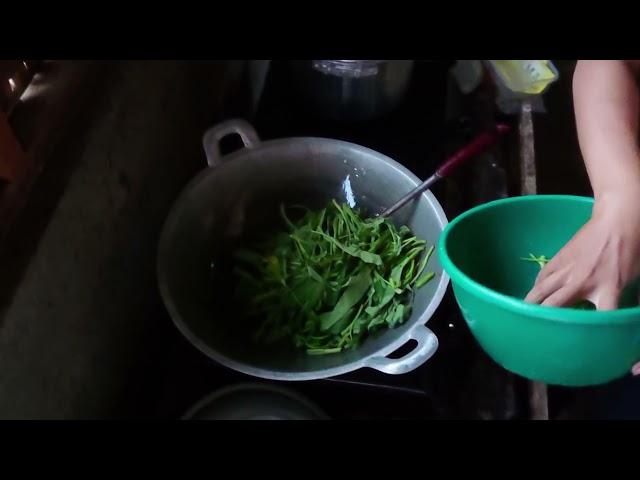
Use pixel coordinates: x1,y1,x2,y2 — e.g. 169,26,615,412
541,283,583,308
632,362,640,376
525,270,565,304
535,259,559,284
593,285,621,311
535,245,576,284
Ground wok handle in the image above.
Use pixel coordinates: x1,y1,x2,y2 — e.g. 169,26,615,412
202,118,261,168
362,324,439,375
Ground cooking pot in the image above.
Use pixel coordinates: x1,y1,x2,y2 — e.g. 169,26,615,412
290,60,414,122
157,119,449,380
182,383,329,420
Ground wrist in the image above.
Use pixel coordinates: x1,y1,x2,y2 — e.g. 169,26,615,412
586,146,640,199
593,188,640,224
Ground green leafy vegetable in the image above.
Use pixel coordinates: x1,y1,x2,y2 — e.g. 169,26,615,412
232,200,437,355
521,253,552,269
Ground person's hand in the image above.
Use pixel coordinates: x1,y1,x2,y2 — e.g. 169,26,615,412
525,195,640,309
524,194,640,374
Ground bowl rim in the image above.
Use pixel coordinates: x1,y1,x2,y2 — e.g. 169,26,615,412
438,194,640,324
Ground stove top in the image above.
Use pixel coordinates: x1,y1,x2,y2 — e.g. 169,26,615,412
150,60,529,419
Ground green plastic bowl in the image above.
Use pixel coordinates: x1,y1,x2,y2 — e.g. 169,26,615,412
438,195,640,387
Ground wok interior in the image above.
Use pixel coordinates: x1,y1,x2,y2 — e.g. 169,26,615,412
159,140,446,374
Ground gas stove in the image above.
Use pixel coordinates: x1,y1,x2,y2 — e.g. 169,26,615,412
150,60,530,419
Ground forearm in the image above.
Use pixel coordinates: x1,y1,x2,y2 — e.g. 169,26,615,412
573,60,640,201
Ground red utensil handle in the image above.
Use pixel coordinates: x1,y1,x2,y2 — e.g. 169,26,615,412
436,123,510,178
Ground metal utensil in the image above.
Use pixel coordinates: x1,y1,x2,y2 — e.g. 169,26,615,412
380,124,511,218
